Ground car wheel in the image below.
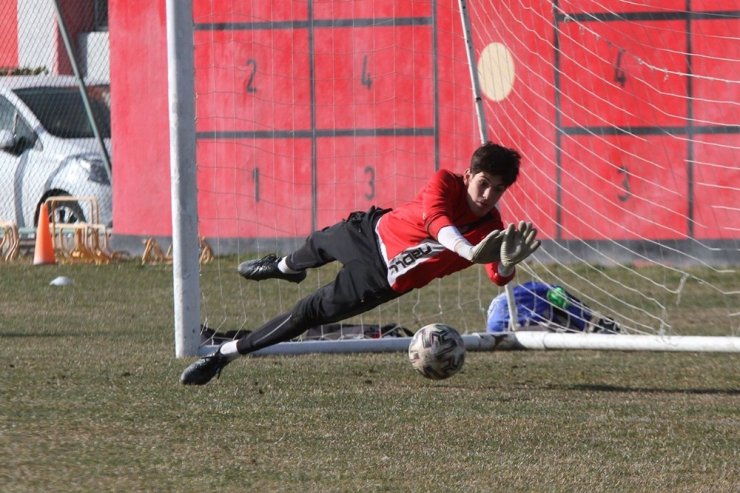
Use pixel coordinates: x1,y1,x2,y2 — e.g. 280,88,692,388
36,194,86,226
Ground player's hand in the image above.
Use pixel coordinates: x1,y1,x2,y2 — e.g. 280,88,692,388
469,229,505,264
500,221,541,273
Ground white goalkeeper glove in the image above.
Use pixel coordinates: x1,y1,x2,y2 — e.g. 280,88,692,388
438,226,504,264
468,229,505,263
499,221,541,276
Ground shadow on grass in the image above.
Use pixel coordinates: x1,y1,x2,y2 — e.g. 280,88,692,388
0,330,116,338
559,383,739,396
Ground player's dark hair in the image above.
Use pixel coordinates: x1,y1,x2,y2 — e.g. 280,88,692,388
470,142,521,187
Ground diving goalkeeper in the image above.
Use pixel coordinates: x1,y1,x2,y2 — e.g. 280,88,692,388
181,142,541,385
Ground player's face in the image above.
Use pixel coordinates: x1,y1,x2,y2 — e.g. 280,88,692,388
464,170,508,216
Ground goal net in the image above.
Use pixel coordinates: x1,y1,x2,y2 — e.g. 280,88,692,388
172,0,739,356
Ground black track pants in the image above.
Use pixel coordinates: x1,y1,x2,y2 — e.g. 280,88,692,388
236,207,401,355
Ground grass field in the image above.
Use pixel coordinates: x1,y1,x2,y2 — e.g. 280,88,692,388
1,259,738,492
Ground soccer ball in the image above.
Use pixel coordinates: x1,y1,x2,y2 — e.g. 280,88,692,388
408,323,466,380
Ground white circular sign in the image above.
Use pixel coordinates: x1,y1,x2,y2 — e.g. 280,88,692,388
477,42,515,102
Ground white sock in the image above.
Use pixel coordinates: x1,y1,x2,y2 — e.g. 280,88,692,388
278,257,301,274
219,340,240,360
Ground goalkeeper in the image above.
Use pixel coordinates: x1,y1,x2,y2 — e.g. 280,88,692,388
181,142,541,385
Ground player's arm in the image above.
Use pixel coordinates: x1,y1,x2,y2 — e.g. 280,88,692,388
421,170,458,235
438,225,504,263
485,262,516,286
421,170,504,263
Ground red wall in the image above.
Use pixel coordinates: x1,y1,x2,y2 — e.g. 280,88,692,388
109,0,738,243
109,0,170,235
0,0,18,67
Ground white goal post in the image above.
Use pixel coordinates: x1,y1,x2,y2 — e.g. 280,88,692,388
166,0,200,357
169,1,740,357
195,331,740,356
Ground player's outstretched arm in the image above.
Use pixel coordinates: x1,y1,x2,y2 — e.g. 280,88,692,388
438,226,504,264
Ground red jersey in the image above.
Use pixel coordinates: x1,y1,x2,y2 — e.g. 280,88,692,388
375,169,515,293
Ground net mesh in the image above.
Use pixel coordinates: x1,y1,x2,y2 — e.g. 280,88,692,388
193,1,739,344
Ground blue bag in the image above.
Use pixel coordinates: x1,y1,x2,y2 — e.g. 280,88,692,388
486,281,593,333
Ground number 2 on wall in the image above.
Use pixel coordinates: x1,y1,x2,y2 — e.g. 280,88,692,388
246,59,257,93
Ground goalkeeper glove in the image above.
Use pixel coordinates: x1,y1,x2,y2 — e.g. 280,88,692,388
467,229,505,263
499,221,541,276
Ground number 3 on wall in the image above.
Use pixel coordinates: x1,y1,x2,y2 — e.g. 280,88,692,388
364,165,375,200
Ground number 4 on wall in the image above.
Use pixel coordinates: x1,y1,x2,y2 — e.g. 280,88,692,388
614,48,627,87
617,165,631,202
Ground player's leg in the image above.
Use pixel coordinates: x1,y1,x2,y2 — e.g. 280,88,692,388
234,265,400,355
236,222,349,283
237,253,307,283
238,207,388,283
181,259,399,385
288,207,389,269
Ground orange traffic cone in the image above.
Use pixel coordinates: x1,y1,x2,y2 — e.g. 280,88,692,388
33,202,56,265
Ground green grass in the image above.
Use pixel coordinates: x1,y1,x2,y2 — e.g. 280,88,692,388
1,260,738,492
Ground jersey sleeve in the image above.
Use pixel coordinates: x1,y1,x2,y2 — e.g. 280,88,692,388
422,170,459,238
485,262,516,286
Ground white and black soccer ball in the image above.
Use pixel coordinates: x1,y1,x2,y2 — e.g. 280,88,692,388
408,323,466,380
